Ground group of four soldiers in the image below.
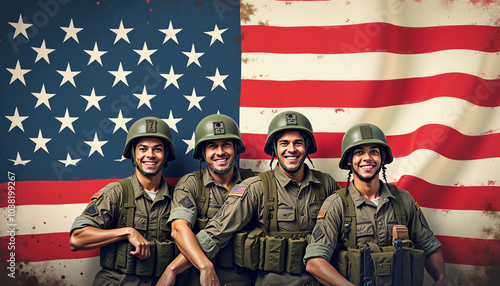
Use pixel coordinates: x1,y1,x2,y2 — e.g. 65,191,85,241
69,111,448,286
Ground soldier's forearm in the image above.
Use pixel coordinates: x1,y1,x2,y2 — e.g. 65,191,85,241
425,248,448,285
69,226,132,251
171,220,214,271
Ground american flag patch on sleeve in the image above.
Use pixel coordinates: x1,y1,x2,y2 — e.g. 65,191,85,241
228,184,247,197
91,193,102,200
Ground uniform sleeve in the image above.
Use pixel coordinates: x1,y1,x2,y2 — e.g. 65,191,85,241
400,189,442,256
78,183,122,230
69,216,100,236
320,172,340,197
168,174,198,227
198,177,261,255
304,193,344,263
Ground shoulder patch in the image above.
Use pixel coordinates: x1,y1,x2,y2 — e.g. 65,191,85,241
84,202,99,216
179,196,195,209
312,226,324,241
415,202,420,211
91,192,102,200
228,184,247,197
317,210,326,219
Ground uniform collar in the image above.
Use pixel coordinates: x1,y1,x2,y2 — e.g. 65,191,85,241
130,173,172,200
201,166,245,187
273,163,317,187
347,180,394,208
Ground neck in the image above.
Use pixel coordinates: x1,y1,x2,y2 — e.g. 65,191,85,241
279,164,305,184
208,166,235,191
135,169,163,192
353,176,380,200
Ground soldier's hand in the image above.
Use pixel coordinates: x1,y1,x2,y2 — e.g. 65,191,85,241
126,227,150,260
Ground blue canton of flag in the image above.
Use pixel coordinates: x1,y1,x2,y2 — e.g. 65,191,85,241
1,0,241,182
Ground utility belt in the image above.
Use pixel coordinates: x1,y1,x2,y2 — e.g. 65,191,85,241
100,239,177,277
233,227,310,274
333,240,425,286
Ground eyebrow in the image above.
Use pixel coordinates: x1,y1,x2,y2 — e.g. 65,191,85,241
138,144,164,148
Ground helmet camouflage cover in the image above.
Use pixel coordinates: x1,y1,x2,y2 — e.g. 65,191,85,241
193,114,245,160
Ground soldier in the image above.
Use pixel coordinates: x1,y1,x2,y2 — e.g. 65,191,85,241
157,114,255,286
69,117,177,286
304,123,448,286
183,111,340,286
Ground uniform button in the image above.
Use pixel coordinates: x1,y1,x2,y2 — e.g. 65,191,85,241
378,221,383,226
383,198,387,202
298,195,302,200
300,212,305,216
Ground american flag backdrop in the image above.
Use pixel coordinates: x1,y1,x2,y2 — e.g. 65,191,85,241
1,0,500,285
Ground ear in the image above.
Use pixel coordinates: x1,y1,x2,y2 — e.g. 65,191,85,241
347,161,351,166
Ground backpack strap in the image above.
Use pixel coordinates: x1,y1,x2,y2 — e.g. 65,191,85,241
387,184,407,226
336,187,357,249
193,171,210,218
259,170,278,235
239,168,255,180
118,178,135,228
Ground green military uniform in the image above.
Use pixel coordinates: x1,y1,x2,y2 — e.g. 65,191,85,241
303,181,441,267
168,166,255,286
196,165,339,286
70,174,174,286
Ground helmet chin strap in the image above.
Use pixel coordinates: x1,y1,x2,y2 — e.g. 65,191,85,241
131,145,166,177
273,138,309,174
203,151,234,175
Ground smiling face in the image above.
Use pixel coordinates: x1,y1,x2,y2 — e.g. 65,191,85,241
276,130,306,173
134,137,165,175
204,139,235,173
348,143,382,180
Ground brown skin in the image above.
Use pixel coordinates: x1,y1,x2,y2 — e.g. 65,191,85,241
276,130,306,183
157,139,237,286
306,143,448,285
69,138,166,260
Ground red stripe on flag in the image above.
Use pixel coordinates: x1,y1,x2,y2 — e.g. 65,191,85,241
240,126,500,161
397,176,500,211
1,232,99,263
436,235,500,266
241,75,500,108
0,177,181,207
242,24,500,54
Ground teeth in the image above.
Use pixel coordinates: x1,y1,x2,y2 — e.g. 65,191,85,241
287,156,297,160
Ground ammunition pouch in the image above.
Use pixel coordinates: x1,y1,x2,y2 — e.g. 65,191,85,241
333,240,425,286
233,227,310,274
100,239,177,277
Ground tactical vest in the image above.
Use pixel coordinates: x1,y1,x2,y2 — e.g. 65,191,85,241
99,178,177,277
193,168,255,268
333,183,425,286
234,169,328,274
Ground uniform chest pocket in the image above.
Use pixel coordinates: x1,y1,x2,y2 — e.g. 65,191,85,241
277,207,295,222
356,222,374,245
160,214,170,232
307,202,320,219
134,214,148,232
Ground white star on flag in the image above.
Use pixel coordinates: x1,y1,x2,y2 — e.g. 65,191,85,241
57,63,80,87
84,42,107,66
85,133,108,157
61,18,83,43
5,107,28,132
7,60,31,86
59,153,81,167
182,132,195,154
109,62,132,86
55,108,78,133
163,110,182,133
184,88,205,111
207,68,228,91
8,14,32,39
9,152,31,166
160,65,183,89
109,110,133,133
32,40,55,64
32,84,56,110
111,20,133,44
134,42,157,65
81,88,105,111
204,24,227,46
182,44,204,67
29,129,51,153
159,20,181,44
134,86,156,110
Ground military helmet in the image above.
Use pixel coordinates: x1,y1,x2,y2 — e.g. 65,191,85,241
339,123,393,170
264,111,317,156
122,116,175,164
193,114,245,160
